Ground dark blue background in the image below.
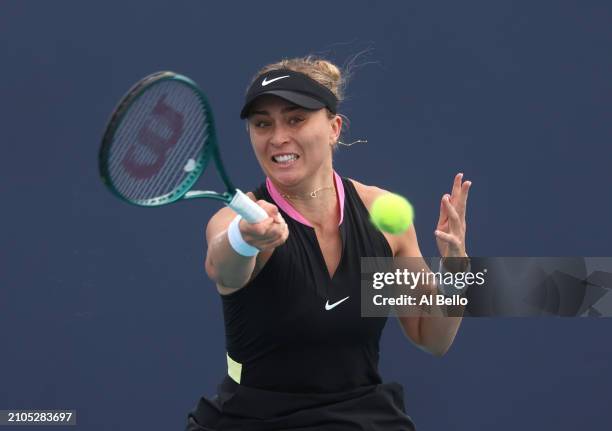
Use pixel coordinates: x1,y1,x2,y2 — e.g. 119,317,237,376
1,1,611,429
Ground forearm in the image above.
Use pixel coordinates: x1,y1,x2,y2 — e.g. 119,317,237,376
205,229,257,289
418,313,463,357
418,256,469,355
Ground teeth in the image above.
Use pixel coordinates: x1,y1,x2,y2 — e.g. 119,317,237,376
273,154,298,163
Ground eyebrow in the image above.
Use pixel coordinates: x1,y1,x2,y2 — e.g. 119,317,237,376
249,106,302,116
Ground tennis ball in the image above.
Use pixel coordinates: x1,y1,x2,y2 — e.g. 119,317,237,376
370,193,414,235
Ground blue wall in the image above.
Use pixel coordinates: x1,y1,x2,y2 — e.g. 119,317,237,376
1,1,611,429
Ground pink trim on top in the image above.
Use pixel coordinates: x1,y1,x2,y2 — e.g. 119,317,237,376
266,171,345,228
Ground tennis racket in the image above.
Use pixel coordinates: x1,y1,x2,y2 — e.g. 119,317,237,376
98,71,268,223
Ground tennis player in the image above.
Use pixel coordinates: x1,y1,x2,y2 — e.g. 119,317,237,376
186,56,472,430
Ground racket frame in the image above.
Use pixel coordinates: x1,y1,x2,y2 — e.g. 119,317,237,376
99,71,237,207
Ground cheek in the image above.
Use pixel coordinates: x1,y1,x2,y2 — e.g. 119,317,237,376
249,132,266,154
299,126,329,148
310,131,332,155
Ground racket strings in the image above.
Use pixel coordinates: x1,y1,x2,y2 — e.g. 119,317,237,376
108,85,169,196
153,99,208,195
107,81,210,203
128,89,200,199
111,84,194,199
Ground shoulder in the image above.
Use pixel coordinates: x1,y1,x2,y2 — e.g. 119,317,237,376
346,178,422,258
346,178,399,255
346,178,388,207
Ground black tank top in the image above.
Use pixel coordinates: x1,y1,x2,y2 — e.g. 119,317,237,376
220,175,393,394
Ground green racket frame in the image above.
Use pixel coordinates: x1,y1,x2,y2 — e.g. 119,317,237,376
99,71,237,207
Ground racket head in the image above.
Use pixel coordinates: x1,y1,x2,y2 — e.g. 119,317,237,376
99,71,222,207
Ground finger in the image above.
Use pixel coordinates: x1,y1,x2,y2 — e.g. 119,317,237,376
265,219,288,239
257,237,284,249
259,225,289,249
256,200,279,218
437,194,449,226
451,173,463,202
266,236,288,250
250,226,285,247
443,195,461,232
278,224,289,243
242,217,275,238
434,229,460,248
458,180,472,218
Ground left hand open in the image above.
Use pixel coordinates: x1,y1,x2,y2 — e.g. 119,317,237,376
435,173,472,258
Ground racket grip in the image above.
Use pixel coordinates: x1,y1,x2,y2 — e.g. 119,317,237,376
228,189,268,223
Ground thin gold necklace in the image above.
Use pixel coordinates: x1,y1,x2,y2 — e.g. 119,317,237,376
281,185,335,200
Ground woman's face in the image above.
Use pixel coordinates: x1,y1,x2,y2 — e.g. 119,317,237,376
247,95,341,187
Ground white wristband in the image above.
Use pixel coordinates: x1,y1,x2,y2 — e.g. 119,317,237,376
437,258,471,297
227,215,259,257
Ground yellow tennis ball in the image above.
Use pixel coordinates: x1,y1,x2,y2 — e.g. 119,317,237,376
370,193,414,235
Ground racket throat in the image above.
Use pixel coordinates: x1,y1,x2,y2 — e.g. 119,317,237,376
183,190,231,202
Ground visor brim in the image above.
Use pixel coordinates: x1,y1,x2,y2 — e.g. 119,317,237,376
240,90,326,119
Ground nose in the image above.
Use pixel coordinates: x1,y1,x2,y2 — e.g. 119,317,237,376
269,123,290,147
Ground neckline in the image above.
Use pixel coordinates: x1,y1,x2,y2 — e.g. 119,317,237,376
266,171,345,228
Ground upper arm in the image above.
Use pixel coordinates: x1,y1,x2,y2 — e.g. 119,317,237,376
394,225,428,348
349,178,426,347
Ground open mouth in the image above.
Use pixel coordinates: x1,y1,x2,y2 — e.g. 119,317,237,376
271,154,300,164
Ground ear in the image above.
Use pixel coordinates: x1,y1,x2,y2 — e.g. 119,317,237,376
329,114,342,145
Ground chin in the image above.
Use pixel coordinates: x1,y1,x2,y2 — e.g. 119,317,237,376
267,164,304,187
270,172,301,187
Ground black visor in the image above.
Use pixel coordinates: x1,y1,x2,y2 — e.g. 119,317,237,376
240,69,338,119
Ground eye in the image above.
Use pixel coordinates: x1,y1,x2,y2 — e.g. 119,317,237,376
252,119,270,128
288,116,304,125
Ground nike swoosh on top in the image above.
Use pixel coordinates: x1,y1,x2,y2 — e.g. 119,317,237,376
261,75,290,86
325,296,350,311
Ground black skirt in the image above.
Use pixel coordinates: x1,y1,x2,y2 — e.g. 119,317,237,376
186,376,416,431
